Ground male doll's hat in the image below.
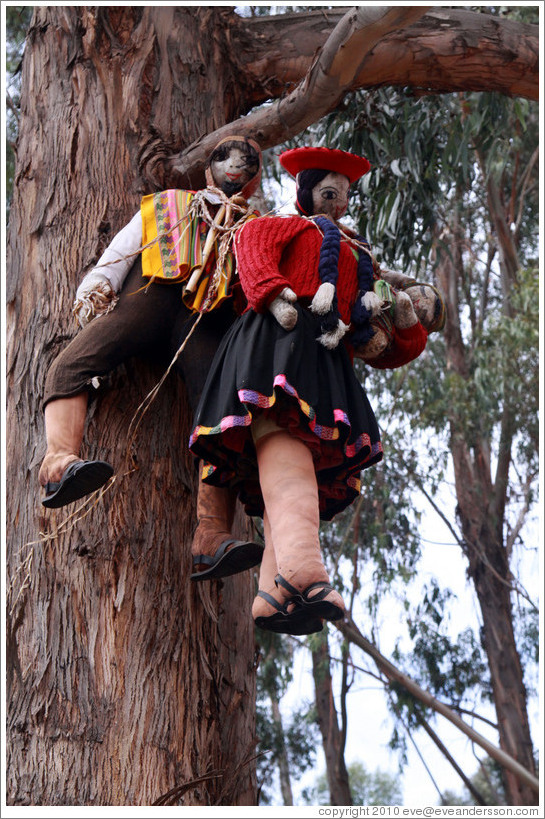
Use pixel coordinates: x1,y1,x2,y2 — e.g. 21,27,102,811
279,146,371,184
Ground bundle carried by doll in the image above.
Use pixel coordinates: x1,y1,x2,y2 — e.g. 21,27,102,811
354,265,446,367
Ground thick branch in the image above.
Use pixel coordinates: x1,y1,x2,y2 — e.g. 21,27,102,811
165,6,429,185
145,7,537,188
241,8,538,102
336,616,539,794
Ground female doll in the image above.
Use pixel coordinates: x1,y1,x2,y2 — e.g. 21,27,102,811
189,146,428,634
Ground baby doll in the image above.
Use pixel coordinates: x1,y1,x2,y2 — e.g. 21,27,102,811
354,268,445,365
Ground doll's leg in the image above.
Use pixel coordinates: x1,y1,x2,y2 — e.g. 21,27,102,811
190,465,263,581
39,394,88,485
252,513,279,611
38,258,182,506
39,392,113,508
173,307,263,579
254,430,345,622
251,511,324,634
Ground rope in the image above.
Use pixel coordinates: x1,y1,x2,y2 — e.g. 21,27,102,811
186,187,257,311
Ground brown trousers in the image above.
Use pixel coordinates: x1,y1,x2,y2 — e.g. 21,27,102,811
43,258,235,413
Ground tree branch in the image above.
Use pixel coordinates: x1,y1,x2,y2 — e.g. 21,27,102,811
505,469,536,558
336,616,539,794
165,6,429,185
514,146,539,236
240,8,538,103
415,708,488,805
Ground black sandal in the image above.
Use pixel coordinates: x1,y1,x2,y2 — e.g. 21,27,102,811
42,460,113,508
275,574,345,622
254,590,323,635
190,538,264,581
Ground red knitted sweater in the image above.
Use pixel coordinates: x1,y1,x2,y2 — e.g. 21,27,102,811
234,214,427,368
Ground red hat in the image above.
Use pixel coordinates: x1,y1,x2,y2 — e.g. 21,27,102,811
279,146,370,184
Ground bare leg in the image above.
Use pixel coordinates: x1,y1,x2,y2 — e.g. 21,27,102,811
251,512,324,635
254,431,345,618
251,512,281,617
38,394,88,485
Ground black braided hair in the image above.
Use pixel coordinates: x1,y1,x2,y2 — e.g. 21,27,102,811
350,239,375,347
295,168,330,215
312,215,341,334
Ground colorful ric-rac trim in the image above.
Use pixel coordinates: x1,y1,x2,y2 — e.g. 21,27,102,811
190,373,381,464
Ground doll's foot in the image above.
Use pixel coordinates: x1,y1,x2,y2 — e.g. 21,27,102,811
42,459,113,508
39,453,81,486
190,480,264,580
252,589,323,635
191,538,264,581
274,574,346,623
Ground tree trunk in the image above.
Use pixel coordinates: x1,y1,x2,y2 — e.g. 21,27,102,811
312,633,353,805
270,695,294,806
6,6,259,805
435,233,537,807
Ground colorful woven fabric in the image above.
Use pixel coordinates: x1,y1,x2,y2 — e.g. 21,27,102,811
140,188,238,312
141,189,201,281
189,306,383,520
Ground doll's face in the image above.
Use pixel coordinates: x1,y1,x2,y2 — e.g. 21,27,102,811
210,146,257,194
311,172,350,221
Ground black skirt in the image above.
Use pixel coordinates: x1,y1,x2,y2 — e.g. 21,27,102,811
189,304,383,520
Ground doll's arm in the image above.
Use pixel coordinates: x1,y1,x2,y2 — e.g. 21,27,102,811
73,210,142,326
369,322,428,369
234,215,305,311
269,287,298,330
393,289,419,328
86,210,142,292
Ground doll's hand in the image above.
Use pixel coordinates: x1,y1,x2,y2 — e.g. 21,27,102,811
318,319,350,350
310,282,335,315
73,273,118,328
361,290,383,317
269,287,298,330
393,290,418,329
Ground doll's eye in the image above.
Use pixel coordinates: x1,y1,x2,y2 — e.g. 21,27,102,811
321,189,337,200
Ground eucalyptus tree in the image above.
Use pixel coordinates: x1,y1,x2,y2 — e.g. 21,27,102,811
302,760,403,806
299,64,539,804
5,5,538,806
255,630,318,805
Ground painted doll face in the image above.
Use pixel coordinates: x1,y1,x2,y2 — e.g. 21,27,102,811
311,171,351,221
209,145,257,195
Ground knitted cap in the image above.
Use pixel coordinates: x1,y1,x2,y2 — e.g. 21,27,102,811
279,146,370,184
205,135,262,199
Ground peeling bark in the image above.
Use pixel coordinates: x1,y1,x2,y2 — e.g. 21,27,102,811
6,6,257,806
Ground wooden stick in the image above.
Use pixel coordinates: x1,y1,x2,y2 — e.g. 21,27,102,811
185,204,226,293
